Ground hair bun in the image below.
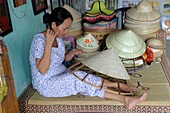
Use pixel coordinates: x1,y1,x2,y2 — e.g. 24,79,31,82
43,13,51,24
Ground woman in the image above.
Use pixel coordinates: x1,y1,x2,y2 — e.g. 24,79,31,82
29,7,147,110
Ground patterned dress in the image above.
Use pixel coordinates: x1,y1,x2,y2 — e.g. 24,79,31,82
29,33,104,98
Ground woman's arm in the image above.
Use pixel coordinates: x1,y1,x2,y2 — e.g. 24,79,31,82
65,48,83,62
36,29,58,74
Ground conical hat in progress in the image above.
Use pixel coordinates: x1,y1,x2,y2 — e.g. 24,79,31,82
63,5,81,20
76,33,99,50
82,48,130,80
126,0,161,22
106,30,146,58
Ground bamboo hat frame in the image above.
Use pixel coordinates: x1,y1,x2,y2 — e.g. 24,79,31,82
68,49,150,95
68,48,134,95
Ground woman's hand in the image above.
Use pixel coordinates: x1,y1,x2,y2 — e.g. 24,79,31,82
71,48,83,55
46,29,58,46
65,48,83,62
36,29,58,74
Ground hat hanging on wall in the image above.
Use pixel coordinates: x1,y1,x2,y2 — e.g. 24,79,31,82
106,30,146,59
126,0,161,22
81,48,130,80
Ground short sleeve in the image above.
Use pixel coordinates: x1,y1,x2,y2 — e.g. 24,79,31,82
34,37,45,59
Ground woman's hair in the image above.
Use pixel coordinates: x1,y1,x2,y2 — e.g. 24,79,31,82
44,7,73,27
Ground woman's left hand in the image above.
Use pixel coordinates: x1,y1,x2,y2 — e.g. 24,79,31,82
71,48,83,55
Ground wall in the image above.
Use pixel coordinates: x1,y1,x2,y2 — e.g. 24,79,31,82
3,0,46,97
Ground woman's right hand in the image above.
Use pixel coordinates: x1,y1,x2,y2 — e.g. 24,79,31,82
46,29,58,46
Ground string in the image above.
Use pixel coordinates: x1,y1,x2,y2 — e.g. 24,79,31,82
8,0,27,19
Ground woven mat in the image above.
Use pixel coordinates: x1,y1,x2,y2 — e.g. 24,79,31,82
18,53,170,113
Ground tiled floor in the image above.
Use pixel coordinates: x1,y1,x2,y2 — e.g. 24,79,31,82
166,40,170,60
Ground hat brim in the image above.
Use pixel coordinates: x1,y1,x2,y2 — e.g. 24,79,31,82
126,7,161,22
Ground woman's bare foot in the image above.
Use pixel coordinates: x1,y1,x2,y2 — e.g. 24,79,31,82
125,92,147,110
118,83,137,93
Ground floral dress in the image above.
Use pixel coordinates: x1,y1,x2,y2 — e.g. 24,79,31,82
29,33,104,98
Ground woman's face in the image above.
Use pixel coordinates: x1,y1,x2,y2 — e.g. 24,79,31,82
52,18,72,38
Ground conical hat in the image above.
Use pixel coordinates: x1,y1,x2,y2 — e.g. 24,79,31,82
63,5,81,20
124,21,160,28
146,38,166,49
126,0,161,22
63,5,82,32
82,48,130,80
125,22,160,35
85,0,114,15
76,33,99,50
106,30,146,59
125,16,160,24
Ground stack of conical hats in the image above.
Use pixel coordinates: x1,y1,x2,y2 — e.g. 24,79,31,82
124,0,161,41
146,38,165,61
82,0,117,40
63,5,83,37
75,33,100,62
106,30,146,59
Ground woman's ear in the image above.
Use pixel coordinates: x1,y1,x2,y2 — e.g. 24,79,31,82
51,22,57,29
